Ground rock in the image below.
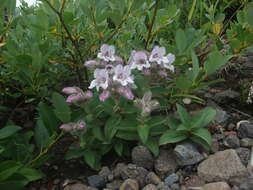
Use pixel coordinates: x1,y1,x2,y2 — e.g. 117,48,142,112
174,142,204,166
112,163,127,179
63,183,97,190
240,138,253,147
87,175,107,189
227,123,236,131
119,179,139,190
106,180,122,190
142,184,157,190
157,182,171,190
203,182,231,190
170,184,180,190
213,90,240,103
183,175,205,188
99,167,111,182
164,173,179,186
121,164,148,187
211,139,220,153
214,108,230,125
224,135,240,148
236,147,250,166
238,123,253,138
131,146,154,170
229,176,253,190
145,172,162,185
154,149,178,179
198,149,248,182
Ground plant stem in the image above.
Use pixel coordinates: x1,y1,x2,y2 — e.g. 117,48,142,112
145,0,160,49
43,0,89,87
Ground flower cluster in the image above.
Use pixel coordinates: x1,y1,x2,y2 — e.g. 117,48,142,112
62,87,93,103
85,44,135,101
84,44,175,101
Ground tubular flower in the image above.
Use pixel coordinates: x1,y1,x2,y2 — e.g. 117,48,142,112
134,91,160,117
113,64,134,86
60,120,87,133
99,90,111,102
129,51,150,71
89,69,110,91
97,44,116,62
62,87,93,103
117,87,134,100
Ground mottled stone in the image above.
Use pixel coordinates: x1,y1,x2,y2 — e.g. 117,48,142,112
63,183,97,190
198,149,248,182
132,146,154,170
145,172,162,185
119,179,139,190
238,123,253,138
203,182,231,190
236,147,250,166
224,135,240,148
154,149,177,179
164,173,179,186
174,142,204,166
142,184,157,190
106,180,122,190
87,175,106,189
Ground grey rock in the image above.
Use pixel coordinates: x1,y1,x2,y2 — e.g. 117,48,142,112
213,89,240,103
121,164,148,187
229,177,253,190
106,180,123,190
131,146,154,170
214,108,230,125
142,184,157,190
198,149,249,182
240,138,253,147
157,182,171,190
174,142,204,166
154,149,178,179
63,184,97,190
164,173,179,186
227,123,236,131
238,123,253,138
236,147,250,166
119,179,139,190
224,135,240,148
211,139,219,153
145,172,162,185
99,167,111,182
112,163,127,179
202,182,231,190
87,175,107,189
170,184,180,190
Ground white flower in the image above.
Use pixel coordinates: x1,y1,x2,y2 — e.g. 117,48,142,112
97,44,116,62
89,69,109,91
149,46,175,72
113,64,134,86
129,51,150,71
162,53,175,72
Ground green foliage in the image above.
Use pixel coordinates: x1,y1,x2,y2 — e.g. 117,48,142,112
159,104,216,149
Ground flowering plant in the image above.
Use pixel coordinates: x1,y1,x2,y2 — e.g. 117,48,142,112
60,44,228,169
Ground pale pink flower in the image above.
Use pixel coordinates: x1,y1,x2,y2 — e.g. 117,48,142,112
113,64,134,86
99,90,111,102
89,69,109,91
129,51,150,71
117,87,134,100
97,44,116,62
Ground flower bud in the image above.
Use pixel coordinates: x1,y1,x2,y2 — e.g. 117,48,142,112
62,87,81,95
84,60,98,67
99,90,110,102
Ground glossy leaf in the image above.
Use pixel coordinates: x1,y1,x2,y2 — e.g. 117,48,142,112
0,125,21,140
159,130,188,145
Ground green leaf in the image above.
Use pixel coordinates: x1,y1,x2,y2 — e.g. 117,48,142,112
159,130,188,145
0,125,21,140
191,50,200,81
175,29,187,53
190,107,216,128
52,92,71,123
116,131,139,140
191,128,212,148
145,138,159,157
176,104,190,123
167,117,181,130
147,116,167,128
17,168,44,182
137,125,149,144
34,119,50,149
83,150,101,169
65,148,84,160
190,136,210,150
204,51,231,75
114,142,123,156
0,161,22,181
246,2,253,27
104,115,121,141
92,125,104,141
38,102,58,134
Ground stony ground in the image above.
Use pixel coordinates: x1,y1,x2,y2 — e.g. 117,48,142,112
26,52,253,190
